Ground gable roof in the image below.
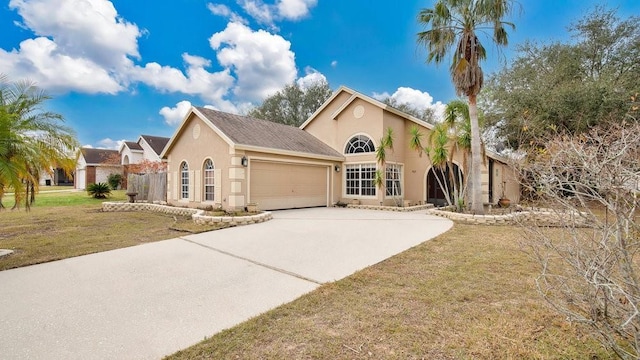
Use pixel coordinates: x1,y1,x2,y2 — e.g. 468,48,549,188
139,135,170,156
80,148,120,165
123,141,143,151
301,85,510,164
162,107,343,161
300,85,435,131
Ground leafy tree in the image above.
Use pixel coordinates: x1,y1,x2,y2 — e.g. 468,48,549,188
380,97,436,123
482,7,640,150
87,182,111,199
0,74,78,210
248,80,332,127
417,0,516,214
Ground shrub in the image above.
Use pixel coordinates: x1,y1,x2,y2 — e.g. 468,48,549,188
107,173,123,190
87,182,111,199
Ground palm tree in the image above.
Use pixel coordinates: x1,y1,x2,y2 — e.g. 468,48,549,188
0,74,79,210
375,127,402,206
417,0,516,214
409,100,481,211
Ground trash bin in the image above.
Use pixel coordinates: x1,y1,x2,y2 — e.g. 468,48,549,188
45,179,51,186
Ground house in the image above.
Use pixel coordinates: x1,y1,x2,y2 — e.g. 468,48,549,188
39,167,74,186
161,86,520,211
75,148,122,190
119,134,170,165
119,135,170,188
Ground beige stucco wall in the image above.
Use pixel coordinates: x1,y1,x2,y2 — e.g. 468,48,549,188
166,114,340,210
304,90,513,207
165,114,236,209
492,161,520,203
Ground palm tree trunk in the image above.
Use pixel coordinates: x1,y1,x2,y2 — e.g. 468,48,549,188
468,95,484,214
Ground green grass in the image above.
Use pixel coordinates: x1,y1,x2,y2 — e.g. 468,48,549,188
166,224,613,359
2,189,127,208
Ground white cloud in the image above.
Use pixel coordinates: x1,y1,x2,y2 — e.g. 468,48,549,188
296,66,327,90
208,3,232,16
277,0,317,20
373,87,446,121
159,101,193,126
9,0,141,68
97,138,125,150
210,22,296,101
237,0,316,27
207,3,248,24
239,0,275,27
0,37,123,94
1,0,141,93
331,60,338,68
1,0,312,115
130,53,238,111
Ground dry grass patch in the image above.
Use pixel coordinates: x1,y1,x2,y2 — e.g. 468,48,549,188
0,203,191,270
167,224,612,359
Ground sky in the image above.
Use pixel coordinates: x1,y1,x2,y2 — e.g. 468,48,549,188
1,0,639,149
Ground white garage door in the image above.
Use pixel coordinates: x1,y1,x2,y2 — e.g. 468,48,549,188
75,169,86,190
249,161,329,210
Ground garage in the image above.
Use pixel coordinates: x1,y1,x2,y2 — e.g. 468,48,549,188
249,161,329,210
75,168,85,190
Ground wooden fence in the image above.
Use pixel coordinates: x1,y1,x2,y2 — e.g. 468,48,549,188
126,173,167,202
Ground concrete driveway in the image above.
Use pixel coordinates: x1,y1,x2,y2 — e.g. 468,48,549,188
0,208,452,360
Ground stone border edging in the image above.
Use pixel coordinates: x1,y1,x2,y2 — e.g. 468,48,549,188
346,204,435,212
426,207,590,227
102,202,273,227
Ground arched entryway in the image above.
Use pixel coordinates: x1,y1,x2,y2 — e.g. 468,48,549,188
425,163,463,207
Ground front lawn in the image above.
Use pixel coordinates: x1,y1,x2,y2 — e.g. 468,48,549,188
0,191,615,358
166,224,612,359
0,190,196,270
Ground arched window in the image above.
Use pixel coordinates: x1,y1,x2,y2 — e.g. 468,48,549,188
345,135,375,154
180,161,189,199
203,159,214,201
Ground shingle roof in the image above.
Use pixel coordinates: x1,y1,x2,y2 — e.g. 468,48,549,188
140,135,170,156
195,107,343,159
81,148,120,165
124,141,143,151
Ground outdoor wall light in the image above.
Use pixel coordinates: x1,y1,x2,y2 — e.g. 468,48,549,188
241,156,248,167
334,164,341,172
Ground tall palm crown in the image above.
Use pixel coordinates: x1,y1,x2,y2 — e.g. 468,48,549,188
417,0,515,214
417,0,514,97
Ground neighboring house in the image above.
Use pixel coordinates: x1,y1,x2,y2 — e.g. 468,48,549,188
120,135,170,165
119,135,170,189
39,167,74,186
161,86,520,211
75,148,123,190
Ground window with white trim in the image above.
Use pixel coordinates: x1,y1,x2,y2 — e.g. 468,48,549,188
180,161,189,199
345,135,375,154
203,159,214,201
385,164,402,196
345,164,376,196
